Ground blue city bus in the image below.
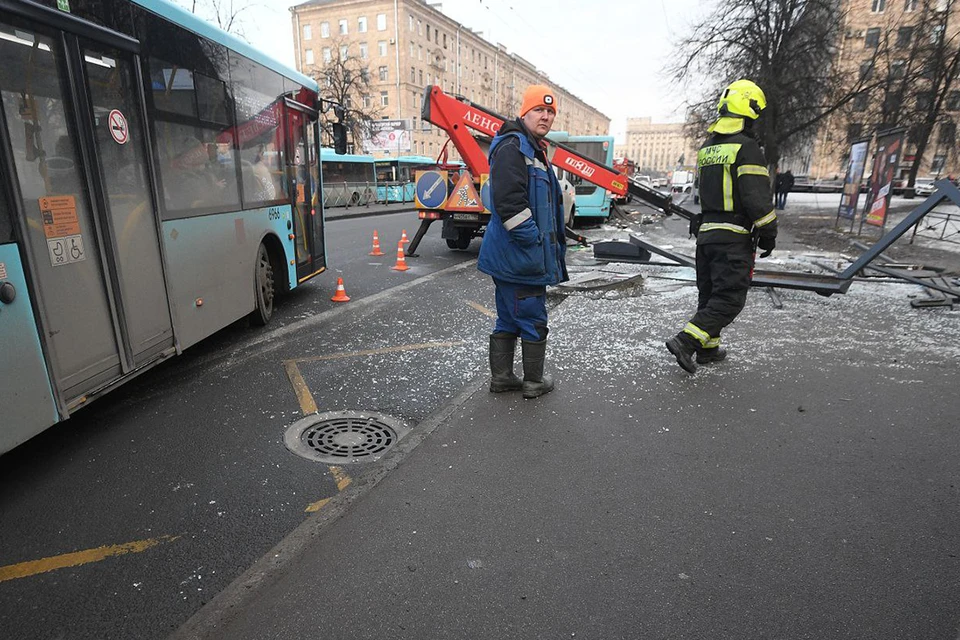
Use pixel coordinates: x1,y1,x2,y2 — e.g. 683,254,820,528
547,131,615,222
0,0,329,453
320,148,377,207
375,154,436,203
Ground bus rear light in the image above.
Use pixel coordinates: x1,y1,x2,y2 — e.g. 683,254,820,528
419,210,442,220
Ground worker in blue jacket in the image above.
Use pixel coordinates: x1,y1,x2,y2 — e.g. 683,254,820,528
478,84,568,399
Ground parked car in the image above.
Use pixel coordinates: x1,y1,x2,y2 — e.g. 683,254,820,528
913,178,936,196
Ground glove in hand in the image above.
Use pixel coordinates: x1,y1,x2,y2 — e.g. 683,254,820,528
757,236,775,258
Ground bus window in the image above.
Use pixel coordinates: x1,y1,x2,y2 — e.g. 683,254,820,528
0,173,11,244
230,59,287,207
147,55,241,216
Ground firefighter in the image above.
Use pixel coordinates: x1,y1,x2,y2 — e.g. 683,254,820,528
665,79,777,374
478,84,568,399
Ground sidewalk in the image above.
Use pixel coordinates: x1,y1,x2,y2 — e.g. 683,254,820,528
322,200,417,221
170,229,960,639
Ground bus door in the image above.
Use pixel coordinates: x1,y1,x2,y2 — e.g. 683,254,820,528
285,103,325,281
0,17,173,411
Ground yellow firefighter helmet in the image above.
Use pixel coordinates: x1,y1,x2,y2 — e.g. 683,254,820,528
717,79,766,120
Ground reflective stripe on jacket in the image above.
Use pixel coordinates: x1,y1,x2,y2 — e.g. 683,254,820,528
696,122,777,245
477,122,567,285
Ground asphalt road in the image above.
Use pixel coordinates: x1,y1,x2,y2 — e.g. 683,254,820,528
0,209,487,640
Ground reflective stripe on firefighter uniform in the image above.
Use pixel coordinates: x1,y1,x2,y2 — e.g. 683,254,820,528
683,120,777,345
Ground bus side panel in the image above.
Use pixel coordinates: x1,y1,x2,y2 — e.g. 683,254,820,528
0,244,60,454
160,205,295,350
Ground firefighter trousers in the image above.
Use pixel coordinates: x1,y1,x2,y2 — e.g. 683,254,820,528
686,241,754,344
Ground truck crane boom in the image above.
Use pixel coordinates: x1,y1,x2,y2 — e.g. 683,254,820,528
405,85,691,256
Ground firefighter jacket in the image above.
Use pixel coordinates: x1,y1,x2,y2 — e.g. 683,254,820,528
695,117,777,245
477,119,568,286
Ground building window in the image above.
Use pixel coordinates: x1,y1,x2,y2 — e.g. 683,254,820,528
305,49,314,65
339,19,348,35
916,91,932,111
865,27,881,48
932,154,947,172
409,14,414,31
871,0,885,12
418,45,423,60
377,14,387,31
419,69,423,84
363,95,372,109
410,42,415,57
426,24,431,40
859,61,873,80
379,65,388,81
411,66,416,82
340,45,349,59
358,16,367,33
443,33,447,49
853,92,869,111
323,47,331,64
947,91,960,111
905,0,918,10
847,123,864,143
381,91,389,106
378,40,387,56
303,24,312,40
359,42,368,59
418,19,422,35
320,22,330,38
931,25,945,45
939,122,956,145
890,59,906,78
897,26,913,48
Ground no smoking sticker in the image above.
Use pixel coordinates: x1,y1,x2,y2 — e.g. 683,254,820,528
108,109,128,145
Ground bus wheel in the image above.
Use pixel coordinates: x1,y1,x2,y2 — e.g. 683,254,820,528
565,204,576,227
250,242,275,326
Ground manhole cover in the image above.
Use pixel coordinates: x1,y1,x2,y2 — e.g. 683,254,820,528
284,411,409,464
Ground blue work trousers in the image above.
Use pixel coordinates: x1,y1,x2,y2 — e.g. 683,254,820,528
492,278,548,342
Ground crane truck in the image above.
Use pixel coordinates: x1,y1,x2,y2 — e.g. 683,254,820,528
405,86,691,257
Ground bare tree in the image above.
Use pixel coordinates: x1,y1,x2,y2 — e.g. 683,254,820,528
311,38,385,153
177,0,255,38
669,0,885,169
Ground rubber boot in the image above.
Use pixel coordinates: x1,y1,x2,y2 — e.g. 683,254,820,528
489,333,523,393
665,333,698,374
696,346,727,364
521,338,554,399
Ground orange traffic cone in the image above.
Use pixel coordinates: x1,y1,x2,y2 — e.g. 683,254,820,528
391,240,410,271
369,230,384,256
401,229,409,245
331,277,351,302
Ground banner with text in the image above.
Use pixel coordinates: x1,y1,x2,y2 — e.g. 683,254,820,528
363,120,411,154
837,139,870,220
863,129,905,228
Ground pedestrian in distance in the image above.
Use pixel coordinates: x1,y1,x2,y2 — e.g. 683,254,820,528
780,169,795,209
774,168,785,209
477,84,568,399
665,79,777,374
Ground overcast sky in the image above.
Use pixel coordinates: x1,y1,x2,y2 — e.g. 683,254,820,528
188,0,708,142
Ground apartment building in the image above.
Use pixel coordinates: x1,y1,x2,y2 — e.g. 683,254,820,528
806,0,960,180
618,117,699,176
290,0,610,158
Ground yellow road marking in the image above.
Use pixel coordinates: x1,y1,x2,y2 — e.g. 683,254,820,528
285,340,464,512
0,535,178,583
283,360,318,415
467,300,496,318
305,466,353,512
